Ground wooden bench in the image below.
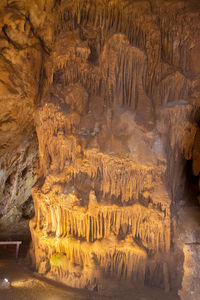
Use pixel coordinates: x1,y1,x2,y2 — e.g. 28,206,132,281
0,241,22,259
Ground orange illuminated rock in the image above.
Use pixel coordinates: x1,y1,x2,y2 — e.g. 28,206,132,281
28,0,199,294
0,0,199,297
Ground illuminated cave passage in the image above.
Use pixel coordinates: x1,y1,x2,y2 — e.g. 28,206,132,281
0,0,200,299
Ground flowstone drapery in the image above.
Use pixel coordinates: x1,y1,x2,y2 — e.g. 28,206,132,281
0,0,199,297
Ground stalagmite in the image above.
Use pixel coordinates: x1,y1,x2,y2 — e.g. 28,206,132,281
11,0,197,296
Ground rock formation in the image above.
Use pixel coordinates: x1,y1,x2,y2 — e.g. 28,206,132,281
0,0,200,298
0,1,41,237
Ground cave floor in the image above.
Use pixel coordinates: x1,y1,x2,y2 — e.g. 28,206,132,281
0,259,180,300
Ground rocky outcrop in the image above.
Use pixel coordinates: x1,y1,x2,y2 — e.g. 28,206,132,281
0,0,199,297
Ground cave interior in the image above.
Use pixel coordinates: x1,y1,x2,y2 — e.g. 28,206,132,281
0,0,200,299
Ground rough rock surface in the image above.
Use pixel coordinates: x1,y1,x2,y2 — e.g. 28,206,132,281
0,1,42,237
0,0,200,297
0,135,38,239
178,207,200,300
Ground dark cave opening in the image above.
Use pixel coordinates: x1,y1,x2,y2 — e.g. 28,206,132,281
184,158,200,206
21,195,35,220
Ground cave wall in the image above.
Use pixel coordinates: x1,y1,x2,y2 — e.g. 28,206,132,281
0,0,200,298
0,135,38,239
0,1,44,237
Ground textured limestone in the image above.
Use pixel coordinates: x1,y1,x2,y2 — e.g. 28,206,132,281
0,0,199,297
0,1,43,236
0,135,38,239
178,207,200,300
29,0,200,293
179,244,200,300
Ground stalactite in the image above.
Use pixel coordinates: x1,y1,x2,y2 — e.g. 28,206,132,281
19,0,200,293
33,185,170,255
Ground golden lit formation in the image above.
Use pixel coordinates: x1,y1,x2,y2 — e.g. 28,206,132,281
0,0,199,299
